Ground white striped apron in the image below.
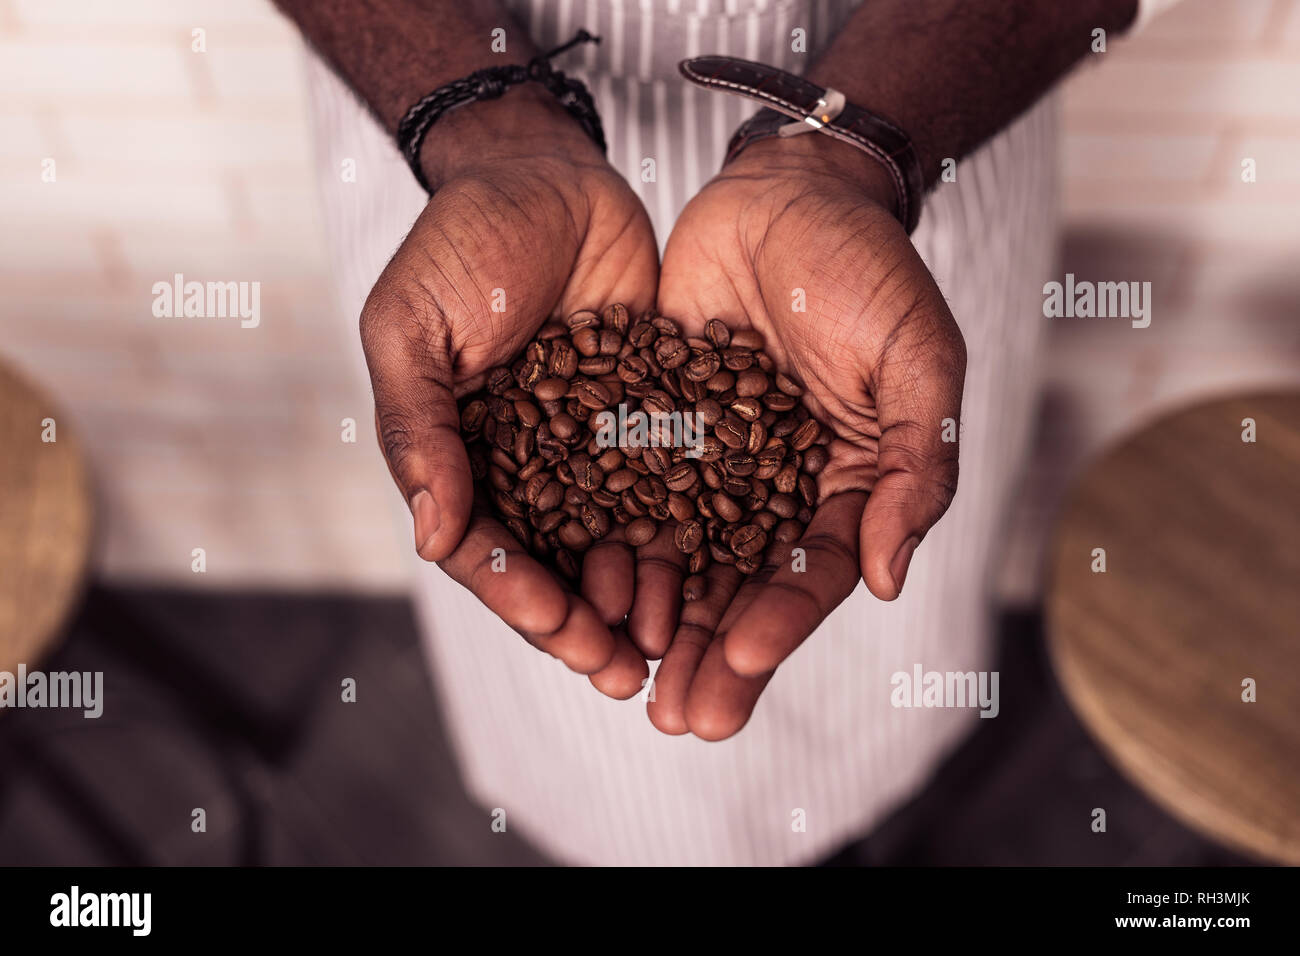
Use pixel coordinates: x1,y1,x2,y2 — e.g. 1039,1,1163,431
304,0,1058,865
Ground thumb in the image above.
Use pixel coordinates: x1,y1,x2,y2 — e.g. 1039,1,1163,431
361,305,473,563
859,329,965,601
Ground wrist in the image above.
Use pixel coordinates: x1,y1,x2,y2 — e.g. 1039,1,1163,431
725,132,899,216
418,82,606,191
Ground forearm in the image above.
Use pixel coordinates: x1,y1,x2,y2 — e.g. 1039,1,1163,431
807,0,1139,184
273,0,598,187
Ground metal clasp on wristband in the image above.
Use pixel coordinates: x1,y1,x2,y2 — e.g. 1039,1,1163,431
777,89,846,137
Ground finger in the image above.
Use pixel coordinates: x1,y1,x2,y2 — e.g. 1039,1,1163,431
722,492,867,677
684,632,774,742
361,294,472,563
588,625,651,700
627,521,687,660
440,508,615,675
679,556,786,741
581,526,635,627
646,563,742,735
860,312,966,601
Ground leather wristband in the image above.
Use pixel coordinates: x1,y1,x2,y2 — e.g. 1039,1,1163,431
679,55,925,234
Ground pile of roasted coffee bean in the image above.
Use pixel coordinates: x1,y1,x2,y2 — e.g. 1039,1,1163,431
458,304,829,601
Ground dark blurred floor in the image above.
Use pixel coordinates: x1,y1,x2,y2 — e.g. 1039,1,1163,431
0,585,1253,867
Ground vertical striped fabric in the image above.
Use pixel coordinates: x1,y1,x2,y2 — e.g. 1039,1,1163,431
303,0,1064,865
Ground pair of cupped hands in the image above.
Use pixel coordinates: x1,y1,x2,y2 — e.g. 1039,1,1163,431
360,90,966,740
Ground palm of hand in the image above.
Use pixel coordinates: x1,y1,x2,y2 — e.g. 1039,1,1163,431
646,163,966,739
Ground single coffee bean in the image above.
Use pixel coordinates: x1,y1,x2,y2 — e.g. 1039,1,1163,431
487,367,513,394
735,370,769,397
617,355,649,383
712,492,742,523
774,463,798,494
517,360,545,390
675,519,704,554
774,372,803,396
746,420,768,455
723,475,749,497
651,315,681,336
743,482,769,511
621,488,648,517
664,461,696,492
549,413,579,441
489,448,518,475
605,468,637,493
802,445,828,475
513,427,534,466
625,516,658,547
590,488,619,508
536,510,565,533
706,369,735,393
602,302,630,333
596,448,624,472
581,502,610,538
488,465,513,493
730,329,765,350
667,492,695,523
523,473,549,505
573,457,604,493
572,327,601,357
724,451,757,477
791,419,820,451
643,446,671,476
534,480,564,512
628,322,657,348
655,336,690,369
753,510,778,532
566,309,601,331
514,400,541,429
494,489,526,519
487,396,515,424
633,476,669,506
684,351,721,382
564,484,589,507
767,492,798,519
505,516,530,544
763,391,798,412
709,541,736,565
688,547,710,574
715,418,747,449
735,554,761,574
705,318,730,349
575,380,611,410
579,356,616,375
797,473,818,507
731,524,766,558
721,347,753,372
558,519,593,551
695,398,724,427
460,399,488,433
730,397,763,422
682,574,707,602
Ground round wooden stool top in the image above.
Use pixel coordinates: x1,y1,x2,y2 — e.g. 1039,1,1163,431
0,359,94,674
1048,391,1300,864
